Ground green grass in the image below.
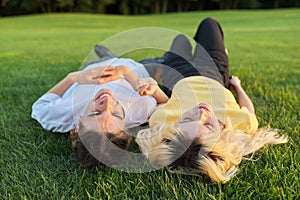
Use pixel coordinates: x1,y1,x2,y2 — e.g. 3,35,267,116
0,9,299,199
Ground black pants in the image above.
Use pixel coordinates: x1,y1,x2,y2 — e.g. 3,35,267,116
161,17,230,97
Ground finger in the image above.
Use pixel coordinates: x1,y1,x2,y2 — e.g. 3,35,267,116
91,73,103,79
91,73,110,80
92,70,116,79
100,70,115,77
105,66,116,70
140,90,148,96
138,85,148,96
98,76,117,84
100,66,115,71
138,88,145,95
137,84,148,90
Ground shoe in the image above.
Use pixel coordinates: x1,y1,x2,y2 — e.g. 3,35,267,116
94,45,115,58
139,53,166,65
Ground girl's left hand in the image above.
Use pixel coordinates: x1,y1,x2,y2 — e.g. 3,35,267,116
75,65,128,84
229,75,242,91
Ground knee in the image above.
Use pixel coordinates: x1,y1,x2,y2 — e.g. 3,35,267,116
173,34,190,46
201,17,219,26
198,17,223,36
174,34,188,41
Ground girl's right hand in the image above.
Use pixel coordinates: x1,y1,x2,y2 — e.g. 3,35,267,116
135,78,158,96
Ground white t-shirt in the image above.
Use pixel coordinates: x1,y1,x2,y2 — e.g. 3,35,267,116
31,58,156,133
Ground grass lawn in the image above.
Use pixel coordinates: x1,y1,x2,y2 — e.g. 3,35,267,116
0,9,299,199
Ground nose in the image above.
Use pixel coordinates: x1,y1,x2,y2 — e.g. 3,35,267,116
99,97,113,113
199,109,211,124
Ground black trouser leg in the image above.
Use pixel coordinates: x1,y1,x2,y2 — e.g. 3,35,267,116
162,34,198,96
193,17,230,88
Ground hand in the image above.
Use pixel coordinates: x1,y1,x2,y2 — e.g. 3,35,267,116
97,65,130,84
135,78,158,96
75,65,128,84
229,75,255,114
229,75,241,91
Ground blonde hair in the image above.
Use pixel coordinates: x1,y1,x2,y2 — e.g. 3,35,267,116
136,124,288,183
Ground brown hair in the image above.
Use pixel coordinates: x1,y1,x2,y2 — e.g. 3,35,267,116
70,124,132,168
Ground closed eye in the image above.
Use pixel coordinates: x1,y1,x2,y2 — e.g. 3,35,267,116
88,111,100,116
114,105,125,120
87,104,125,120
205,124,214,131
180,118,193,123
88,111,124,120
112,113,124,120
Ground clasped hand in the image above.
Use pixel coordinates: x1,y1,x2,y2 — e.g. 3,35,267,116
74,65,158,96
74,65,128,84
135,78,158,96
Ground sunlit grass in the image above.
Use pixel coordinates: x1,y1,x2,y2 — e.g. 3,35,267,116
0,9,299,199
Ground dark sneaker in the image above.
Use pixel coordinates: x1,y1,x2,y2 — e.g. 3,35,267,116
94,45,115,58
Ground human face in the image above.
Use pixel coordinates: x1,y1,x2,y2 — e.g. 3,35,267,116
80,89,125,134
175,103,221,140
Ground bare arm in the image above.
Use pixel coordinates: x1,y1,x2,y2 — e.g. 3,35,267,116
229,76,255,114
47,72,77,96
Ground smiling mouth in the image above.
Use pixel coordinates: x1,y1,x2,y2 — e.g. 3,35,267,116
198,104,211,112
95,90,113,101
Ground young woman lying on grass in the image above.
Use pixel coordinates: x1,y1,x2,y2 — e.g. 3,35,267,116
31,50,168,168
135,18,288,183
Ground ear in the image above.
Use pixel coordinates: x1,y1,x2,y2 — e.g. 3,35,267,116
74,121,80,133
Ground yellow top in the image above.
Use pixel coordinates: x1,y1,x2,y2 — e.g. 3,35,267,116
149,76,258,134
